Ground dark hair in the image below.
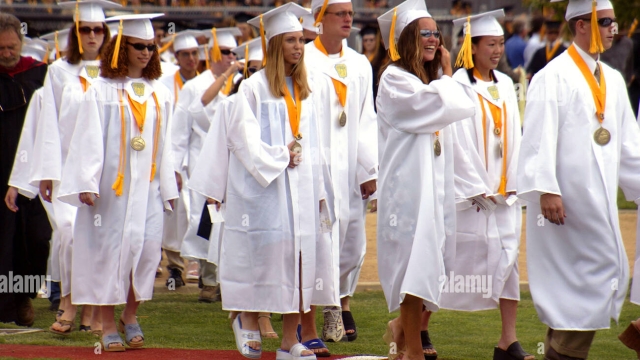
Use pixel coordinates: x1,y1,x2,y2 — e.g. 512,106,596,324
65,23,111,65
465,36,499,84
530,16,545,34
567,18,582,36
99,35,162,80
378,18,444,85
0,12,23,42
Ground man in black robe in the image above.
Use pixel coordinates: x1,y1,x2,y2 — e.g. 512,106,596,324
1,12,51,327
527,20,567,79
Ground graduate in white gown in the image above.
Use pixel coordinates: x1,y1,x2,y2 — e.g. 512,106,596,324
210,4,328,359
58,13,178,352
170,27,243,303
442,10,532,360
375,0,475,359
518,1,640,358
303,0,379,346
158,29,201,288
29,0,120,336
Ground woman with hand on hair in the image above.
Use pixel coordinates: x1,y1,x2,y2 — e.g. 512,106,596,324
57,13,178,352
376,0,475,359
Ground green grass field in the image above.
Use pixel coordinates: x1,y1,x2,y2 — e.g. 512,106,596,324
1,290,640,359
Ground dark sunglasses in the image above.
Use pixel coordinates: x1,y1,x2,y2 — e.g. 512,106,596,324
420,29,441,39
220,49,233,55
127,42,157,52
247,67,258,74
576,17,617,27
78,26,105,35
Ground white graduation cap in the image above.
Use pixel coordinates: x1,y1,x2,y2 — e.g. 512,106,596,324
300,12,317,33
550,0,613,53
377,0,431,61
232,37,263,77
107,21,119,38
105,13,164,68
58,0,122,54
311,0,351,26
198,44,210,69
452,9,505,69
160,29,200,53
40,28,71,61
22,44,48,62
201,27,241,62
247,3,310,66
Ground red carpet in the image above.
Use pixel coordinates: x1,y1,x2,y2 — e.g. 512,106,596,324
0,344,355,359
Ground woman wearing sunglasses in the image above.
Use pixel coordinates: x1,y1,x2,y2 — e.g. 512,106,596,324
376,0,475,359
28,0,120,337
57,13,178,352
441,9,533,360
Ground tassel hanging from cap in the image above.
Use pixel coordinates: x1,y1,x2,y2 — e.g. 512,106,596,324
589,0,604,53
204,44,210,69
259,14,267,67
54,31,61,60
158,34,175,54
628,18,638,39
111,19,124,69
455,16,474,69
75,1,84,54
211,28,222,62
389,8,400,61
314,0,329,26
243,42,249,78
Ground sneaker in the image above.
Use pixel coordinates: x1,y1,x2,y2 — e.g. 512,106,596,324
186,261,199,283
198,285,221,303
322,306,345,342
166,268,185,288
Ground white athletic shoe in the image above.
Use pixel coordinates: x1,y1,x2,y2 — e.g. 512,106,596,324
322,307,345,342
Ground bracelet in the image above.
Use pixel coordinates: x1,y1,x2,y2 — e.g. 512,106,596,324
221,73,229,80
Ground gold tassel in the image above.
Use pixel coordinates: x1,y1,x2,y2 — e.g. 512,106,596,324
204,44,210,69
150,164,157,182
54,31,61,59
158,34,175,54
43,44,51,64
243,42,249,78
539,23,546,39
629,19,638,39
112,173,124,196
388,8,400,61
498,176,507,196
589,0,604,53
75,1,83,54
455,16,474,69
211,28,222,62
314,0,329,26
111,20,124,69
260,15,267,67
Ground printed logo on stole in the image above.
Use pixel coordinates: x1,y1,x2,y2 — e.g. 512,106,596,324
85,65,99,79
335,64,347,79
487,85,500,101
131,82,145,97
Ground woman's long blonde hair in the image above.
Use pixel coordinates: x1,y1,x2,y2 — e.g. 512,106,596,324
265,32,311,100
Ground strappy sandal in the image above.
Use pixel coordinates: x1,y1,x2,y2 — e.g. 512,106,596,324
342,311,357,342
493,341,535,360
383,320,404,360
118,319,145,348
101,332,125,352
258,313,279,339
55,309,64,322
232,316,261,359
49,320,75,336
79,324,91,332
420,330,437,359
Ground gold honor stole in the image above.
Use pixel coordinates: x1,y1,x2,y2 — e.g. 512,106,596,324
282,80,302,152
314,37,348,127
545,41,562,62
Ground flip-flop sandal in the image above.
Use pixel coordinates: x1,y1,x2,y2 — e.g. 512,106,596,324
493,341,534,360
232,316,261,359
101,332,125,352
276,343,316,360
55,309,64,322
421,330,437,360
91,329,103,338
49,320,75,336
118,319,145,348
79,325,91,332
342,311,357,342
301,338,331,357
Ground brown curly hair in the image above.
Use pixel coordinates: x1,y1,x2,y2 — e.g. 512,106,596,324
99,35,162,80
65,23,111,65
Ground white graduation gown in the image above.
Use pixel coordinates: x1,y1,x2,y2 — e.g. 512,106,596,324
172,70,226,260
304,42,378,299
518,44,640,330
213,71,331,312
159,69,189,253
441,69,522,311
58,77,179,305
8,89,58,279
376,65,475,313
29,59,101,296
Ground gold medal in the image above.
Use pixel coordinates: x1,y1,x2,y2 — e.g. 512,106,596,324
494,127,501,135
131,136,145,151
434,138,441,156
487,85,500,101
132,82,145,97
291,140,302,154
339,111,347,127
85,65,99,79
593,127,611,146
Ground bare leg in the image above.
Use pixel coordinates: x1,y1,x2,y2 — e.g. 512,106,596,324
281,313,313,356
400,294,424,360
91,305,102,334
120,282,142,344
497,298,518,350
341,297,350,311
301,306,330,355
51,295,77,332
101,305,123,349
80,305,92,326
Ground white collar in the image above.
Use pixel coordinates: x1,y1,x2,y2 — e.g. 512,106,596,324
572,42,599,73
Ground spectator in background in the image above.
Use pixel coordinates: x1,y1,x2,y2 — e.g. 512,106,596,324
600,23,634,86
523,15,545,69
234,12,256,45
527,20,566,79
505,15,528,68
